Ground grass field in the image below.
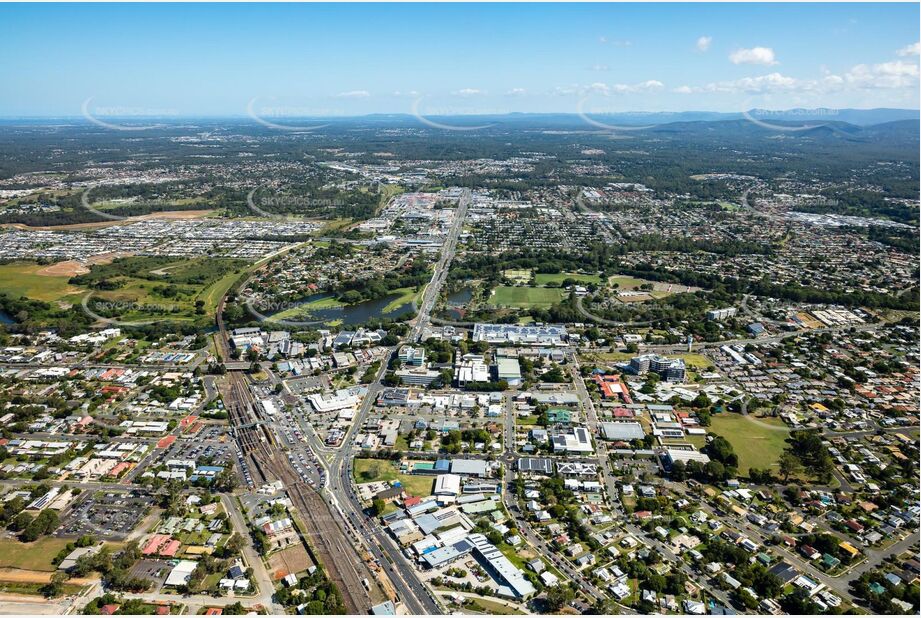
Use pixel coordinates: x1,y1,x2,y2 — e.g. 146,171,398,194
0,537,73,571
489,286,565,309
533,272,600,286
382,286,422,313
608,275,648,289
0,262,84,303
74,257,246,324
0,580,84,598
708,414,790,475
353,459,434,497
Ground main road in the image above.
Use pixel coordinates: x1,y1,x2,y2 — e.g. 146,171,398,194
410,189,470,342
311,190,471,615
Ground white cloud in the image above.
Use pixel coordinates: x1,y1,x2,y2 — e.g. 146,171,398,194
392,90,420,98
674,61,919,97
505,88,527,96
897,41,920,57
696,36,712,52
336,90,370,98
845,60,920,89
453,88,484,97
587,80,664,96
729,47,778,66
591,64,610,72
599,36,632,47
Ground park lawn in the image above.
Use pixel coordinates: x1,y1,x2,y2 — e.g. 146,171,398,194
270,294,343,320
533,272,600,286
382,287,422,313
708,414,790,475
0,262,85,303
0,536,74,571
353,459,433,497
392,474,434,498
489,286,565,309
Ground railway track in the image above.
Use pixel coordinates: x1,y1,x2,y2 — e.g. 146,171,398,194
256,454,373,614
214,268,382,614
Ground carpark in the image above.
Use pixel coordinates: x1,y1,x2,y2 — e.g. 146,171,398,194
59,490,151,540
130,558,171,590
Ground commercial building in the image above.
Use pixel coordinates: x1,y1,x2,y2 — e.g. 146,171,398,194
451,459,489,478
600,421,646,442
495,357,522,386
551,427,594,453
433,474,461,496
455,354,489,386
472,323,568,346
706,307,738,321
398,346,426,366
628,354,686,383
395,367,441,386
517,457,554,476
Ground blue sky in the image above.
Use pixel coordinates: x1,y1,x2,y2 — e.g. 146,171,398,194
0,3,918,117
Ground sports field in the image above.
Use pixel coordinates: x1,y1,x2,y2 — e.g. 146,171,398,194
533,272,601,286
502,269,533,284
489,286,565,308
708,414,789,475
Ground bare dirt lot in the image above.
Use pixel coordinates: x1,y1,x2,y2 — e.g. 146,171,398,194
267,544,314,580
0,568,94,585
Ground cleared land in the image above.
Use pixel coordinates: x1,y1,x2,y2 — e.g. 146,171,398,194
0,537,73,572
708,413,790,475
0,262,84,303
489,286,565,309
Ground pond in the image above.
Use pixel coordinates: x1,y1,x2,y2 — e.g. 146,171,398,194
444,287,473,320
272,292,414,326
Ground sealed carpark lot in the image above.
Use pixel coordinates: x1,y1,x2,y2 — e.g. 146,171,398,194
130,558,171,589
59,491,151,539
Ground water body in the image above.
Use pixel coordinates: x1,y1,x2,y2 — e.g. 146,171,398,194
0,310,14,325
446,287,473,306
275,292,413,325
444,287,473,320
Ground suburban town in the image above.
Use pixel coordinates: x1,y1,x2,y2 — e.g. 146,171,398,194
0,3,918,617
